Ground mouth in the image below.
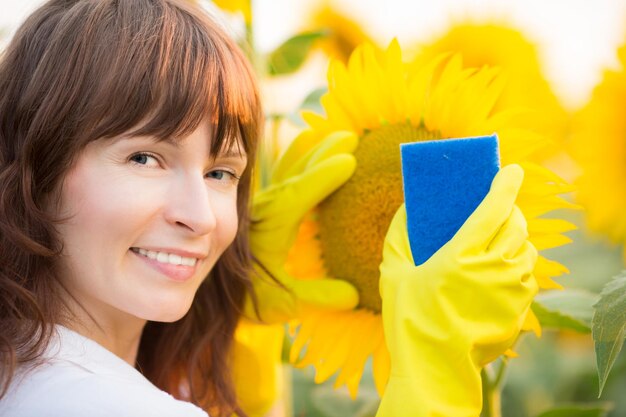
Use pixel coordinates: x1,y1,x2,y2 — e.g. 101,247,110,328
130,247,198,267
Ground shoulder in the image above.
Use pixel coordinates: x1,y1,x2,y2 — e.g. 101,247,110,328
0,338,207,417
0,360,209,417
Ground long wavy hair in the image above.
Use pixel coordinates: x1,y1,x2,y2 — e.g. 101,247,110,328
0,1,262,415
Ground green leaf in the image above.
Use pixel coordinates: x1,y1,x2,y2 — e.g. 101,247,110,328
299,87,327,112
535,404,611,417
266,30,328,76
592,272,626,396
532,289,600,333
286,87,328,127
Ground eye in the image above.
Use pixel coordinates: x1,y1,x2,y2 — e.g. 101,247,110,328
129,152,160,168
206,169,240,183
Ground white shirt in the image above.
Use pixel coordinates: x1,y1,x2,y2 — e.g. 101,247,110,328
0,325,209,417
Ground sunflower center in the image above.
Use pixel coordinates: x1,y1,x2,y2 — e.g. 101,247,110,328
318,123,440,312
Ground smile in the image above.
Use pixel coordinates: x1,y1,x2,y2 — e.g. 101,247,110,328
130,247,198,267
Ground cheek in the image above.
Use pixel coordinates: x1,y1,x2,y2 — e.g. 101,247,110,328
214,193,241,249
57,167,162,257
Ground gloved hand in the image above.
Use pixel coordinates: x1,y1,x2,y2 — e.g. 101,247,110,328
377,164,538,417
248,131,360,324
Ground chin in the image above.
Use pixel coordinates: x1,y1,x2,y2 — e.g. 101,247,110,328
136,297,195,323
152,310,191,323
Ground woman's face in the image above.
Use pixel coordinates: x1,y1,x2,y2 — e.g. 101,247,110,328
55,120,247,323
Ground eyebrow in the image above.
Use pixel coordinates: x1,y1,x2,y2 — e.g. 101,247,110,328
153,136,181,149
169,138,248,159
217,149,247,159
157,136,247,159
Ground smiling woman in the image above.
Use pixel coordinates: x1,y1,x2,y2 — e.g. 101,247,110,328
0,0,261,416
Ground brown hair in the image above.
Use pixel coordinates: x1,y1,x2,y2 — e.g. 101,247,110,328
0,0,262,415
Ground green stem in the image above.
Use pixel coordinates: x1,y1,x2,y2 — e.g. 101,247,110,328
493,358,509,388
481,335,523,417
480,365,502,417
244,21,255,65
258,114,282,188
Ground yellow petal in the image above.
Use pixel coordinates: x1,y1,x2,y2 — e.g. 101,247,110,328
504,349,519,358
529,233,573,251
522,308,542,337
534,256,567,289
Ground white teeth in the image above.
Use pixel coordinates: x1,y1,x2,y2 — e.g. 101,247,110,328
169,254,182,265
181,257,196,266
133,248,197,267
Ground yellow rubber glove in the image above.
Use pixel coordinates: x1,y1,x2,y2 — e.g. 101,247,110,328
377,164,539,417
248,131,360,324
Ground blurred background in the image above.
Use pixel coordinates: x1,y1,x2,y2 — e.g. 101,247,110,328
3,1,625,416
3,0,626,112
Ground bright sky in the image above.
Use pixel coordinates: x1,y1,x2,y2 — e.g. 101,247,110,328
253,0,626,110
2,0,625,110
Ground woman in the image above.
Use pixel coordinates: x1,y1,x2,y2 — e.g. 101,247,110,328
0,0,262,415
0,0,538,416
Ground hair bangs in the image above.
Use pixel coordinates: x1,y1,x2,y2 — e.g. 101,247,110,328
108,0,262,159
72,0,261,160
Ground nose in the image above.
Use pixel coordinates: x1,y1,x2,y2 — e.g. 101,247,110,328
164,174,217,235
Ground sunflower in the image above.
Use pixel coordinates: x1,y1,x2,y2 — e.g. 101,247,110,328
570,44,626,258
304,4,379,63
414,21,569,160
284,40,576,398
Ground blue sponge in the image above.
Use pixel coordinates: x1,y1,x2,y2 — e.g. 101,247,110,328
400,134,500,265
